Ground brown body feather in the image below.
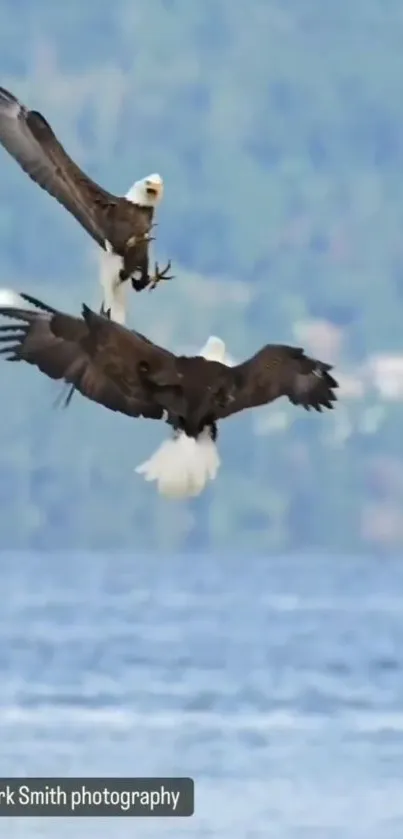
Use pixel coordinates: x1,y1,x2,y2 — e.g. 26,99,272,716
0,294,339,439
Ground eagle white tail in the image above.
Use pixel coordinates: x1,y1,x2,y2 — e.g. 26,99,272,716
136,426,221,499
135,336,230,499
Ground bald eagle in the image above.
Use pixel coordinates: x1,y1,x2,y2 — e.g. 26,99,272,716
136,335,232,495
0,289,339,499
0,86,172,324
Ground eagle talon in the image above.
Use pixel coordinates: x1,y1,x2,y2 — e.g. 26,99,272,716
148,260,173,291
100,304,111,319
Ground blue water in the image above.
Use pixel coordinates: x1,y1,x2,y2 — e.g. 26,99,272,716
1,552,403,838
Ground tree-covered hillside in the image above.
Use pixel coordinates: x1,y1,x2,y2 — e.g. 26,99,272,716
1,0,403,552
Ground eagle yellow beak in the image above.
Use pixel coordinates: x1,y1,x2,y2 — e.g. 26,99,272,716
145,175,164,201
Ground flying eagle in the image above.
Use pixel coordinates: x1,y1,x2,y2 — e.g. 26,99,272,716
0,86,171,324
0,289,339,499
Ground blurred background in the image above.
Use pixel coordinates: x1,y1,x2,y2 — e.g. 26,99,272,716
1,0,403,553
1,2,403,838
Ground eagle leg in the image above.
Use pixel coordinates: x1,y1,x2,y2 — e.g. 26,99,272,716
147,260,174,291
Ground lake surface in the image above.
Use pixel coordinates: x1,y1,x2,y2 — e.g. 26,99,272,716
0,551,402,838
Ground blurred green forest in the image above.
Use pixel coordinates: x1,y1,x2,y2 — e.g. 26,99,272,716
1,0,403,552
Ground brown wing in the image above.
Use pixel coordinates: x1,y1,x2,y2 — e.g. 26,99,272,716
0,86,122,249
215,345,339,421
0,294,182,420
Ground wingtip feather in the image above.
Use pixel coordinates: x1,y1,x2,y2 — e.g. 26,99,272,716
291,355,339,412
0,86,17,103
0,86,21,116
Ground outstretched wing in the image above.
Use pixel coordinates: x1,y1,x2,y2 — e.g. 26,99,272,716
0,293,181,420
0,86,120,248
215,345,339,420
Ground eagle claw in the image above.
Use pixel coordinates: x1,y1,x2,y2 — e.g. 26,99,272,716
100,303,112,319
148,260,173,291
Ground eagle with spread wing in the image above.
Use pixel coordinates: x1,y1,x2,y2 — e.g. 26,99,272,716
0,290,339,499
0,86,172,324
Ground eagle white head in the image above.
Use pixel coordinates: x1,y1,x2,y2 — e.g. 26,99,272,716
199,335,235,366
199,335,227,363
125,173,164,208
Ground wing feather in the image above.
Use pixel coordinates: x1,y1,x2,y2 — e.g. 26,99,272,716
0,86,119,248
215,345,339,420
0,299,180,420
